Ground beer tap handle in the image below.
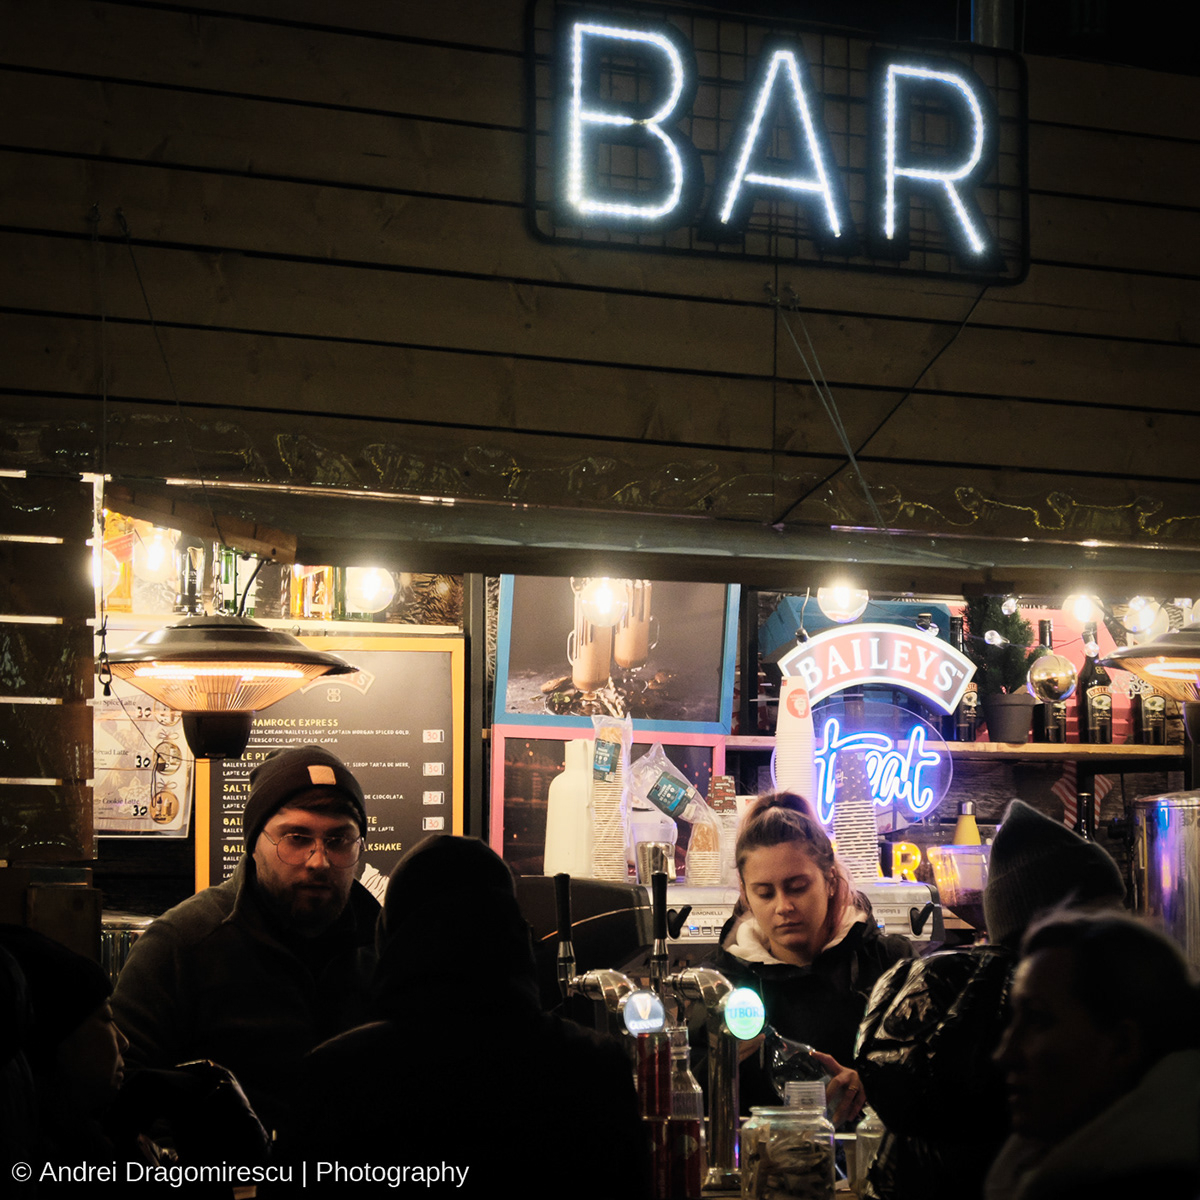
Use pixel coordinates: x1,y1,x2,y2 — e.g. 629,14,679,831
652,871,668,942
650,870,669,999
554,872,576,1000
667,905,692,941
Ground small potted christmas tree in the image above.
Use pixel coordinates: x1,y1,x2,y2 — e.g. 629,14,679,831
963,597,1047,743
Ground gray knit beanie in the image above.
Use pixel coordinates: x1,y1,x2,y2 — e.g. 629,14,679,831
243,745,367,850
983,799,1126,948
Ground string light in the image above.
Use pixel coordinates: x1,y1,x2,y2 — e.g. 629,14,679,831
816,586,869,624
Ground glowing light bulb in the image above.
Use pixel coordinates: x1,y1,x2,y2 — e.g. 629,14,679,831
345,567,396,615
1000,597,1018,615
132,525,178,585
816,586,869,624
578,577,628,626
100,548,123,596
1066,594,1097,623
984,630,1008,646
1122,598,1160,635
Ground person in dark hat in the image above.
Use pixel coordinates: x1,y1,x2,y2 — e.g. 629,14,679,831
112,746,380,1135
275,834,650,1198
854,799,1127,1200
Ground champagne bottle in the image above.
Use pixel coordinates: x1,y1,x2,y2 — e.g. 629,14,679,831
1076,623,1113,744
1032,619,1066,743
1134,685,1166,744
948,616,979,741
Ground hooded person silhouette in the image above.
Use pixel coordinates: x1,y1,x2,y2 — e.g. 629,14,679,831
278,835,650,1198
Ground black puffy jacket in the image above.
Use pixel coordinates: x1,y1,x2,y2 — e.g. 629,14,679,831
854,945,1014,1200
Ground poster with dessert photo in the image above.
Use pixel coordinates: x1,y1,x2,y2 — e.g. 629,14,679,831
494,575,738,734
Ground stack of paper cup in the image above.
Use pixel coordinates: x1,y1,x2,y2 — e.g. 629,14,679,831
775,677,817,808
591,731,630,881
831,747,881,887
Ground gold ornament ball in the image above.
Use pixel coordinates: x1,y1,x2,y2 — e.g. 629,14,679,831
1028,654,1077,701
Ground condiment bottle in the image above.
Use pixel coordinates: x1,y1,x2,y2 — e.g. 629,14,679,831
855,1106,885,1193
952,800,981,845
667,1027,704,1199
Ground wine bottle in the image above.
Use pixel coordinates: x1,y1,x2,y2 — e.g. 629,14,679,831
1073,791,1096,841
1032,619,1066,742
948,616,979,741
1134,685,1166,744
1076,623,1113,744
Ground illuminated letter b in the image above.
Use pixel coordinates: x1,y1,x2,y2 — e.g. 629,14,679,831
560,19,700,227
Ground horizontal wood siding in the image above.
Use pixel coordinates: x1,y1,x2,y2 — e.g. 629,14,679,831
0,0,1197,553
0,474,93,861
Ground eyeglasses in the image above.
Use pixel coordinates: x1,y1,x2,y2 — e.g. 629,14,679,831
262,831,363,867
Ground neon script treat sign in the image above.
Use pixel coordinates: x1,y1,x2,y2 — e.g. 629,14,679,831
813,717,942,824
555,16,1013,272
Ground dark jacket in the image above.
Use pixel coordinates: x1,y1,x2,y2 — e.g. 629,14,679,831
111,856,379,1135
854,944,1014,1200
709,907,912,1111
983,1048,1200,1200
713,909,912,1065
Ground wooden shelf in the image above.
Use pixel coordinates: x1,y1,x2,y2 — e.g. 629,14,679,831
726,735,1183,767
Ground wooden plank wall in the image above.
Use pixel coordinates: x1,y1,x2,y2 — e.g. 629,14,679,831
0,475,94,861
0,0,1198,555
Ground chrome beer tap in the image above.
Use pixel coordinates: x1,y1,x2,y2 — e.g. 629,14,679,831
554,872,636,1027
665,967,763,1191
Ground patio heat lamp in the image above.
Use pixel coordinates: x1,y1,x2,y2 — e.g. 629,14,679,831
1103,628,1200,785
102,614,356,758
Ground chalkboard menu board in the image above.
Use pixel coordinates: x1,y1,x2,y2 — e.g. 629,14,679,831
195,636,463,899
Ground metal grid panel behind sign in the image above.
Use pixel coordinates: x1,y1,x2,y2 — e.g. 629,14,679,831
527,0,1028,284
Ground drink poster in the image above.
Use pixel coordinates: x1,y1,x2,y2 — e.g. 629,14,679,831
494,576,738,734
195,637,463,898
94,628,195,837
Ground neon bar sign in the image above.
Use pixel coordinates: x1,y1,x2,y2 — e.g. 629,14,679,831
813,717,942,824
777,623,976,713
557,17,1004,267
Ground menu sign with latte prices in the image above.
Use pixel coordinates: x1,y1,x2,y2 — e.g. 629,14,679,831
195,637,464,898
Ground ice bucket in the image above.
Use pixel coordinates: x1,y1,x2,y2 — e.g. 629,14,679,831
1132,791,1200,971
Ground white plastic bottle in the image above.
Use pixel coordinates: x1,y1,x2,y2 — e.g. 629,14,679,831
855,1106,885,1192
543,739,593,876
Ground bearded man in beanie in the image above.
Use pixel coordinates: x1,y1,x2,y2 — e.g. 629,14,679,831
854,799,1127,1200
112,746,380,1134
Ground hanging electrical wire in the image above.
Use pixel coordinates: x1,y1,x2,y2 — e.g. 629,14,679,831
772,282,988,527
115,207,227,550
766,283,887,531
